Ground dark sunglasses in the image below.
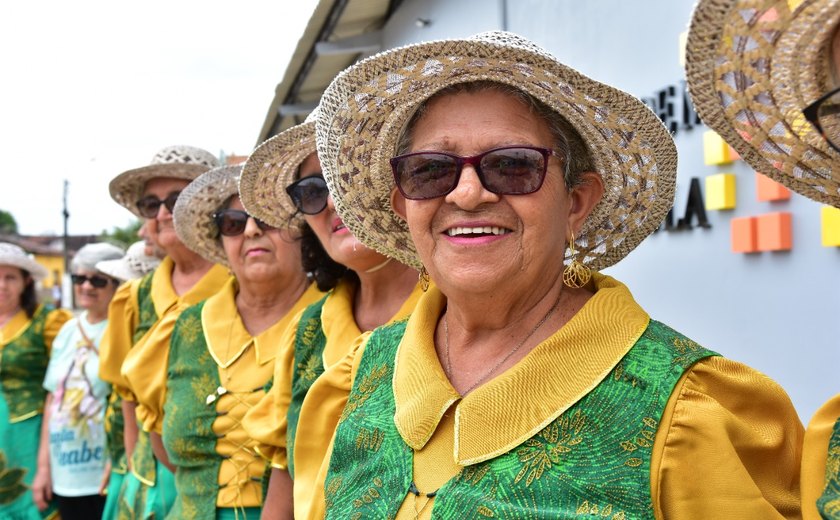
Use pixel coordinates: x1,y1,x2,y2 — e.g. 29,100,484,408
803,85,840,154
285,175,329,215
136,191,181,219
213,209,276,237
390,146,558,200
71,274,116,288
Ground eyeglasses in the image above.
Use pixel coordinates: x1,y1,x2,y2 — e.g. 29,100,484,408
71,274,115,288
213,209,276,237
803,86,840,154
285,175,329,215
390,146,558,200
136,192,181,219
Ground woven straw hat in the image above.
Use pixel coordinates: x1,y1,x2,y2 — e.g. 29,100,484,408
239,109,319,230
96,241,161,282
316,31,677,271
173,165,243,267
686,0,840,207
109,145,220,217
0,242,48,280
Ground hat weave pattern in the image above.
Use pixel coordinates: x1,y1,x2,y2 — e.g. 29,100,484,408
686,0,840,206
317,32,676,271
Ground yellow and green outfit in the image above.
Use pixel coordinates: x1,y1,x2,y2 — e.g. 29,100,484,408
146,277,321,518
241,279,422,513
304,274,803,519
0,304,71,519
803,394,840,519
115,257,229,519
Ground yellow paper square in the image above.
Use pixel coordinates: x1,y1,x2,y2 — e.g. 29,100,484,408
705,173,737,210
703,130,734,165
821,205,840,247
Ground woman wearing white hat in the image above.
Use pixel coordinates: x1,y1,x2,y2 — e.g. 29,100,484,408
132,165,323,518
0,242,72,518
238,109,423,518
31,242,123,519
306,31,804,519
686,0,840,517
98,145,229,519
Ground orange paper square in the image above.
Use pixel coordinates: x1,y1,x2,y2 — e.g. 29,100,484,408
731,217,758,253
756,212,792,251
755,172,791,201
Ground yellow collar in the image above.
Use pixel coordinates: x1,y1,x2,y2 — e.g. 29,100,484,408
150,256,231,316
0,306,40,346
393,273,650,465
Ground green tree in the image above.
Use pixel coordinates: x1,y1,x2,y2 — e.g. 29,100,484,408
101,220,142,248
0,210,18,235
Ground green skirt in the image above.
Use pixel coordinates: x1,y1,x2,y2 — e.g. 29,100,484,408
0,406,57,520
100,468,124,519
216,506,261,520
117,460,175,519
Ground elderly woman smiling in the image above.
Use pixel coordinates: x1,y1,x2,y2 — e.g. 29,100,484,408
311,32,804,519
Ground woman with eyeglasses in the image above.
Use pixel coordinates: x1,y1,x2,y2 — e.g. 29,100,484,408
121,165,322,519
686,1,840,517
0,242,71,518
98,145,229,519
31,243,123,520
237,110,422,519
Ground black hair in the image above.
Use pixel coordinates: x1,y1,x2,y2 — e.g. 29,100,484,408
19,269,38,318
299,223,357,292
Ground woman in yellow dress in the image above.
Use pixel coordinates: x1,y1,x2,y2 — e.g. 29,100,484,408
99,145,229,519
686,1,840,517
305,31,804,519
238,110,422,518
0,242,71,519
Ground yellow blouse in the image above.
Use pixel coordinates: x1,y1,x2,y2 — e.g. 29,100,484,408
300,274,803,520
120,258,230,432
0,306,70,350
802,394,840,519
98,278,142,399
243,279,423,472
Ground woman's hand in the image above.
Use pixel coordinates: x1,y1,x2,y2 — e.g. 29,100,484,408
31,465,52,511
98,459,112,495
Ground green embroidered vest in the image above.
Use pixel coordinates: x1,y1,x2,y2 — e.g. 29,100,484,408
287,294,329,478
324,319,716,520
818,416,840,519
0,304,54,422
127,272,161,486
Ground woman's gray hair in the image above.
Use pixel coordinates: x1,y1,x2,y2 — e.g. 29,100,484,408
395,80,595,188
72,242,125,273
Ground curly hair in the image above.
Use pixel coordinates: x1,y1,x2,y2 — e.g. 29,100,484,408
299,223,357,291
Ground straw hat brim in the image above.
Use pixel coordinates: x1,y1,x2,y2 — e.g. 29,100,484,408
109,163,213,218
239,121,317,230
173,165,243,267
686,0,840,207
316,32,677,271
96,242,160,282
0,255,48,281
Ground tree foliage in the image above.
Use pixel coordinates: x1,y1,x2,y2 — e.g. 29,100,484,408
101,220,142,248
0,209,18,235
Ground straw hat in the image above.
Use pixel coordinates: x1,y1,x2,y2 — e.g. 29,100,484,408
173,165,243,267
239,109,319,230
316,31,677,271
0,242,48,280
109,145,220,217
686,0,840,207
96,241,161,282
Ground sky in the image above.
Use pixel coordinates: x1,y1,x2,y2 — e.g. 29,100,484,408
0,0,319,236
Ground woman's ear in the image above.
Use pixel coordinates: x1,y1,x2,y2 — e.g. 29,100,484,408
390,187,408,222
568,171,605,234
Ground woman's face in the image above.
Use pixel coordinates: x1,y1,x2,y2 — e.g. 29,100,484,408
141,177,190,253
393,89,600,295
221,196,303,286
298,153,390,272
73,268,117,316
0,265,27,311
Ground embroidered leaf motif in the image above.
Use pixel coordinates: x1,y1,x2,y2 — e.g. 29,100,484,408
340,364,389,422
297,355,320,384
514,411,585,486
0,450,27,505
477,505,494,516
178,313,202,345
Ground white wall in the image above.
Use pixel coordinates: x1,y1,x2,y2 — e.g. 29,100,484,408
382,0,839,421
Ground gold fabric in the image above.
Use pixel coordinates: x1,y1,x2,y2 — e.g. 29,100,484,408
121,259,230,433
0,306,70,350
99,279,141,399
301,273,803,520
803,394,840,520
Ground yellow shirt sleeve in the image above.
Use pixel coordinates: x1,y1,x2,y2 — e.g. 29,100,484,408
43,307,72,350
241,309,304,469
802,394,840,520
651,356,804,520
99,281,139,399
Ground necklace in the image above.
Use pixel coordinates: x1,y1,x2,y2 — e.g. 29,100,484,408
408,481,438,519
364,257,392,273
444,290,564,396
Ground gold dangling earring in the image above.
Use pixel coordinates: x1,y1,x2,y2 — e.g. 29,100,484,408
419,266,430,292
563,231,591,289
